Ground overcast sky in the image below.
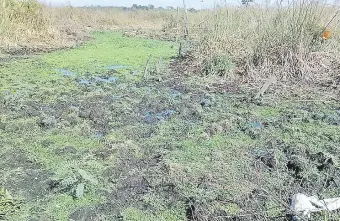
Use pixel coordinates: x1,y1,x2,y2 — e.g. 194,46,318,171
42,0,240,8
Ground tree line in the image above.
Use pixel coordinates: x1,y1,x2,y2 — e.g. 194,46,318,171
131,4,197,12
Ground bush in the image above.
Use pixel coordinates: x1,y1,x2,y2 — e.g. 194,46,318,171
0,0,49,51
189,1,340,82
203,55,235,77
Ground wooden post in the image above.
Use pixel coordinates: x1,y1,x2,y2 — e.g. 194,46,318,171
176,6,180,43
183,0,189,39
143,55,152,79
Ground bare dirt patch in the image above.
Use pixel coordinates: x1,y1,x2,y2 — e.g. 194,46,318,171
0,149,53,201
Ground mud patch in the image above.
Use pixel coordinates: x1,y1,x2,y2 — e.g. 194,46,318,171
93,76,117,84
57,66,119,86
69,209,103,221
77,75,118,85
69,205,121,221
0,149,53,201
144,109,175,124
69,149,176,220
253,149,276,169
93,132,105,139
78,79,91,85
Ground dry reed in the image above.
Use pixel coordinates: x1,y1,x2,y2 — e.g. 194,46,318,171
183,2,340,83
0,0,171,53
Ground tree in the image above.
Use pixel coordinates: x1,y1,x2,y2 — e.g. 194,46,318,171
166,6,175,10
241,0,254,5
148,4,155,10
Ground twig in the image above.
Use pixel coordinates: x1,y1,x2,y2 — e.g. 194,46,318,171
254,76,277,99
178,42,182,58
323,8,340,32
176,6,180,43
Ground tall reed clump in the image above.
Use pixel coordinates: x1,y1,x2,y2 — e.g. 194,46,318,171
0,0,52,51
190,1,340,83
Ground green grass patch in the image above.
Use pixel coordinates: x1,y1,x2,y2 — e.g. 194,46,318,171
43,32,178,74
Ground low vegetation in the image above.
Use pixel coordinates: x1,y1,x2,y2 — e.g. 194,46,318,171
1,0,340,221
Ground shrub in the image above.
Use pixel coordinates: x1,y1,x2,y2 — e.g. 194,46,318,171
188,1,340,82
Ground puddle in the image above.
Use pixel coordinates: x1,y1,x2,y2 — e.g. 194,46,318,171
56,68,76,77
250,121,263,129
200,98,213,107
170,89,181,98
156,109,175,119
106,65,131,70
93,76,118,83
78,79,91,85
77,76,118,85
57,66,121,85
131,70,139,75
146,87,152,95
144,109,175,124
94,132,105,139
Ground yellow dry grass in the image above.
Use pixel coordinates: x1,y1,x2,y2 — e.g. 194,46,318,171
0,0,172,53
184,4,340,81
